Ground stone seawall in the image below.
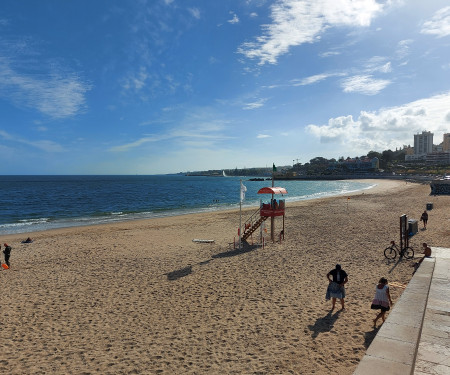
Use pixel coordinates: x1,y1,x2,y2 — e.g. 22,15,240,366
430,180,450,195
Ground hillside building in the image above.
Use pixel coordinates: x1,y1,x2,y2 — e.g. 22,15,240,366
406,131,434,161
443,133,450,152
414,131,433,156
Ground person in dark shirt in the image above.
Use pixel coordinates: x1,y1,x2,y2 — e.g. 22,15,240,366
3,243,12,268
420,211,428,229
326,264,348,310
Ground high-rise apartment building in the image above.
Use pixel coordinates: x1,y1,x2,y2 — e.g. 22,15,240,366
414,131,433,156
443,133,450,152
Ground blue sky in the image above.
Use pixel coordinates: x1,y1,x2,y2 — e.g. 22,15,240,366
1,0,449,174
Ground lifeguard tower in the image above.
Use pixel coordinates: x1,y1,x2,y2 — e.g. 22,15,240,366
241,186,287,242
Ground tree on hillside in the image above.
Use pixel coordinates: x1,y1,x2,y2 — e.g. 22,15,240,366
367,151,382,160
309,156,329,165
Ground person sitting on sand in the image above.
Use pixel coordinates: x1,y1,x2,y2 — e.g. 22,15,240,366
420,210,428,229
412,243,432,273
23,237,33,243
371,277,392,326
326,264,348,310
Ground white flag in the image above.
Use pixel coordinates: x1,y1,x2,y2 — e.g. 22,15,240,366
240,181,247,202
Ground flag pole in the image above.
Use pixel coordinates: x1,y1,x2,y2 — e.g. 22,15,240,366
239,179,242,249
271,163,275,241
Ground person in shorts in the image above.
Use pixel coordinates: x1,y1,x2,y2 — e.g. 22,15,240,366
326,264,348,310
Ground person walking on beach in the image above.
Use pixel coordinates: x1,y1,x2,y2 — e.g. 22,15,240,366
420,210,428,229
326,264,348,310
371,277,392,326
3,243,12,268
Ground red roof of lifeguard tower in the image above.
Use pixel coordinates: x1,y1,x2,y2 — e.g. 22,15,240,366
257,187,287,195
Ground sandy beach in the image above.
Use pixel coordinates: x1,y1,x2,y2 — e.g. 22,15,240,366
0,179,448,374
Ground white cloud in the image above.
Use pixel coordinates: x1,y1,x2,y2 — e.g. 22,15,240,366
378,62,392,73
0,129,64,152
364,57,392,73
421,6,450,38
306,92,450,151
243,98,267,109
238,0,385,65
293,72,346,86
110,135,160,152
0,60,90,119
121,66,149,91
320,51,341,58
189,8,201,20
110,111,235,152
228,13,240,24
341,75,391,95
396,39,413,60
257,134,271,138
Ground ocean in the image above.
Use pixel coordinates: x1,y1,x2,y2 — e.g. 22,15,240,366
0,175,375,235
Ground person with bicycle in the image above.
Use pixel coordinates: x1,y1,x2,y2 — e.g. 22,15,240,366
371,277,392,326
326,264,348,310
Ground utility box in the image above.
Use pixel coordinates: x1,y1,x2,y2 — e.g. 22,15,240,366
408,219,418,236
426,202,433,210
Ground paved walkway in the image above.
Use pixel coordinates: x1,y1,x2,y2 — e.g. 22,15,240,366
414,247,450,374
353,247,450,375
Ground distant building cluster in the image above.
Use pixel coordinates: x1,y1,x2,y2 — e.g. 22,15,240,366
329,157,379,172
404,131,450,164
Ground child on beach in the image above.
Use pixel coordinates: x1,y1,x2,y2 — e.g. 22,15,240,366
3,243,12,268
371,277,392,326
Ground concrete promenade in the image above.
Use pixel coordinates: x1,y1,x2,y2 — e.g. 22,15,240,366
353,247,450,375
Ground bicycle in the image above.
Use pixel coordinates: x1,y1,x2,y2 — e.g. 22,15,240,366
384,240,414,260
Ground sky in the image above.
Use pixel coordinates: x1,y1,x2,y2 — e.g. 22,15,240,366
1,0,449,174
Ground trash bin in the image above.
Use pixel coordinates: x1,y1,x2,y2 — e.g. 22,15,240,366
408,219,418,236
426,203,433,210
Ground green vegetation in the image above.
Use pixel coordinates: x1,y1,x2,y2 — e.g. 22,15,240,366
185,149,449,177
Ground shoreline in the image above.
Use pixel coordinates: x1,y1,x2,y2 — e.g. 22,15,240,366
1,179,380,236
1,179,448,374
0,179,428,243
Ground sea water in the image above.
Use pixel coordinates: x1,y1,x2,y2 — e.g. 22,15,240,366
0,175,375,235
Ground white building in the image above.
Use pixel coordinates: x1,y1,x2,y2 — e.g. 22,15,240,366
414,131,433,156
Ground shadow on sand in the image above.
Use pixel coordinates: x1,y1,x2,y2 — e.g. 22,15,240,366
212,244,258,259
308,309,342,339
363,326,380,349
166,266,193,281
166,243,259,281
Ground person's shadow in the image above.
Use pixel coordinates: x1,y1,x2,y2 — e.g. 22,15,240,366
308,310,342,339
363,326,380,348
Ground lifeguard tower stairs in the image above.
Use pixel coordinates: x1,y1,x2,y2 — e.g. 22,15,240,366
241,186,287,242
